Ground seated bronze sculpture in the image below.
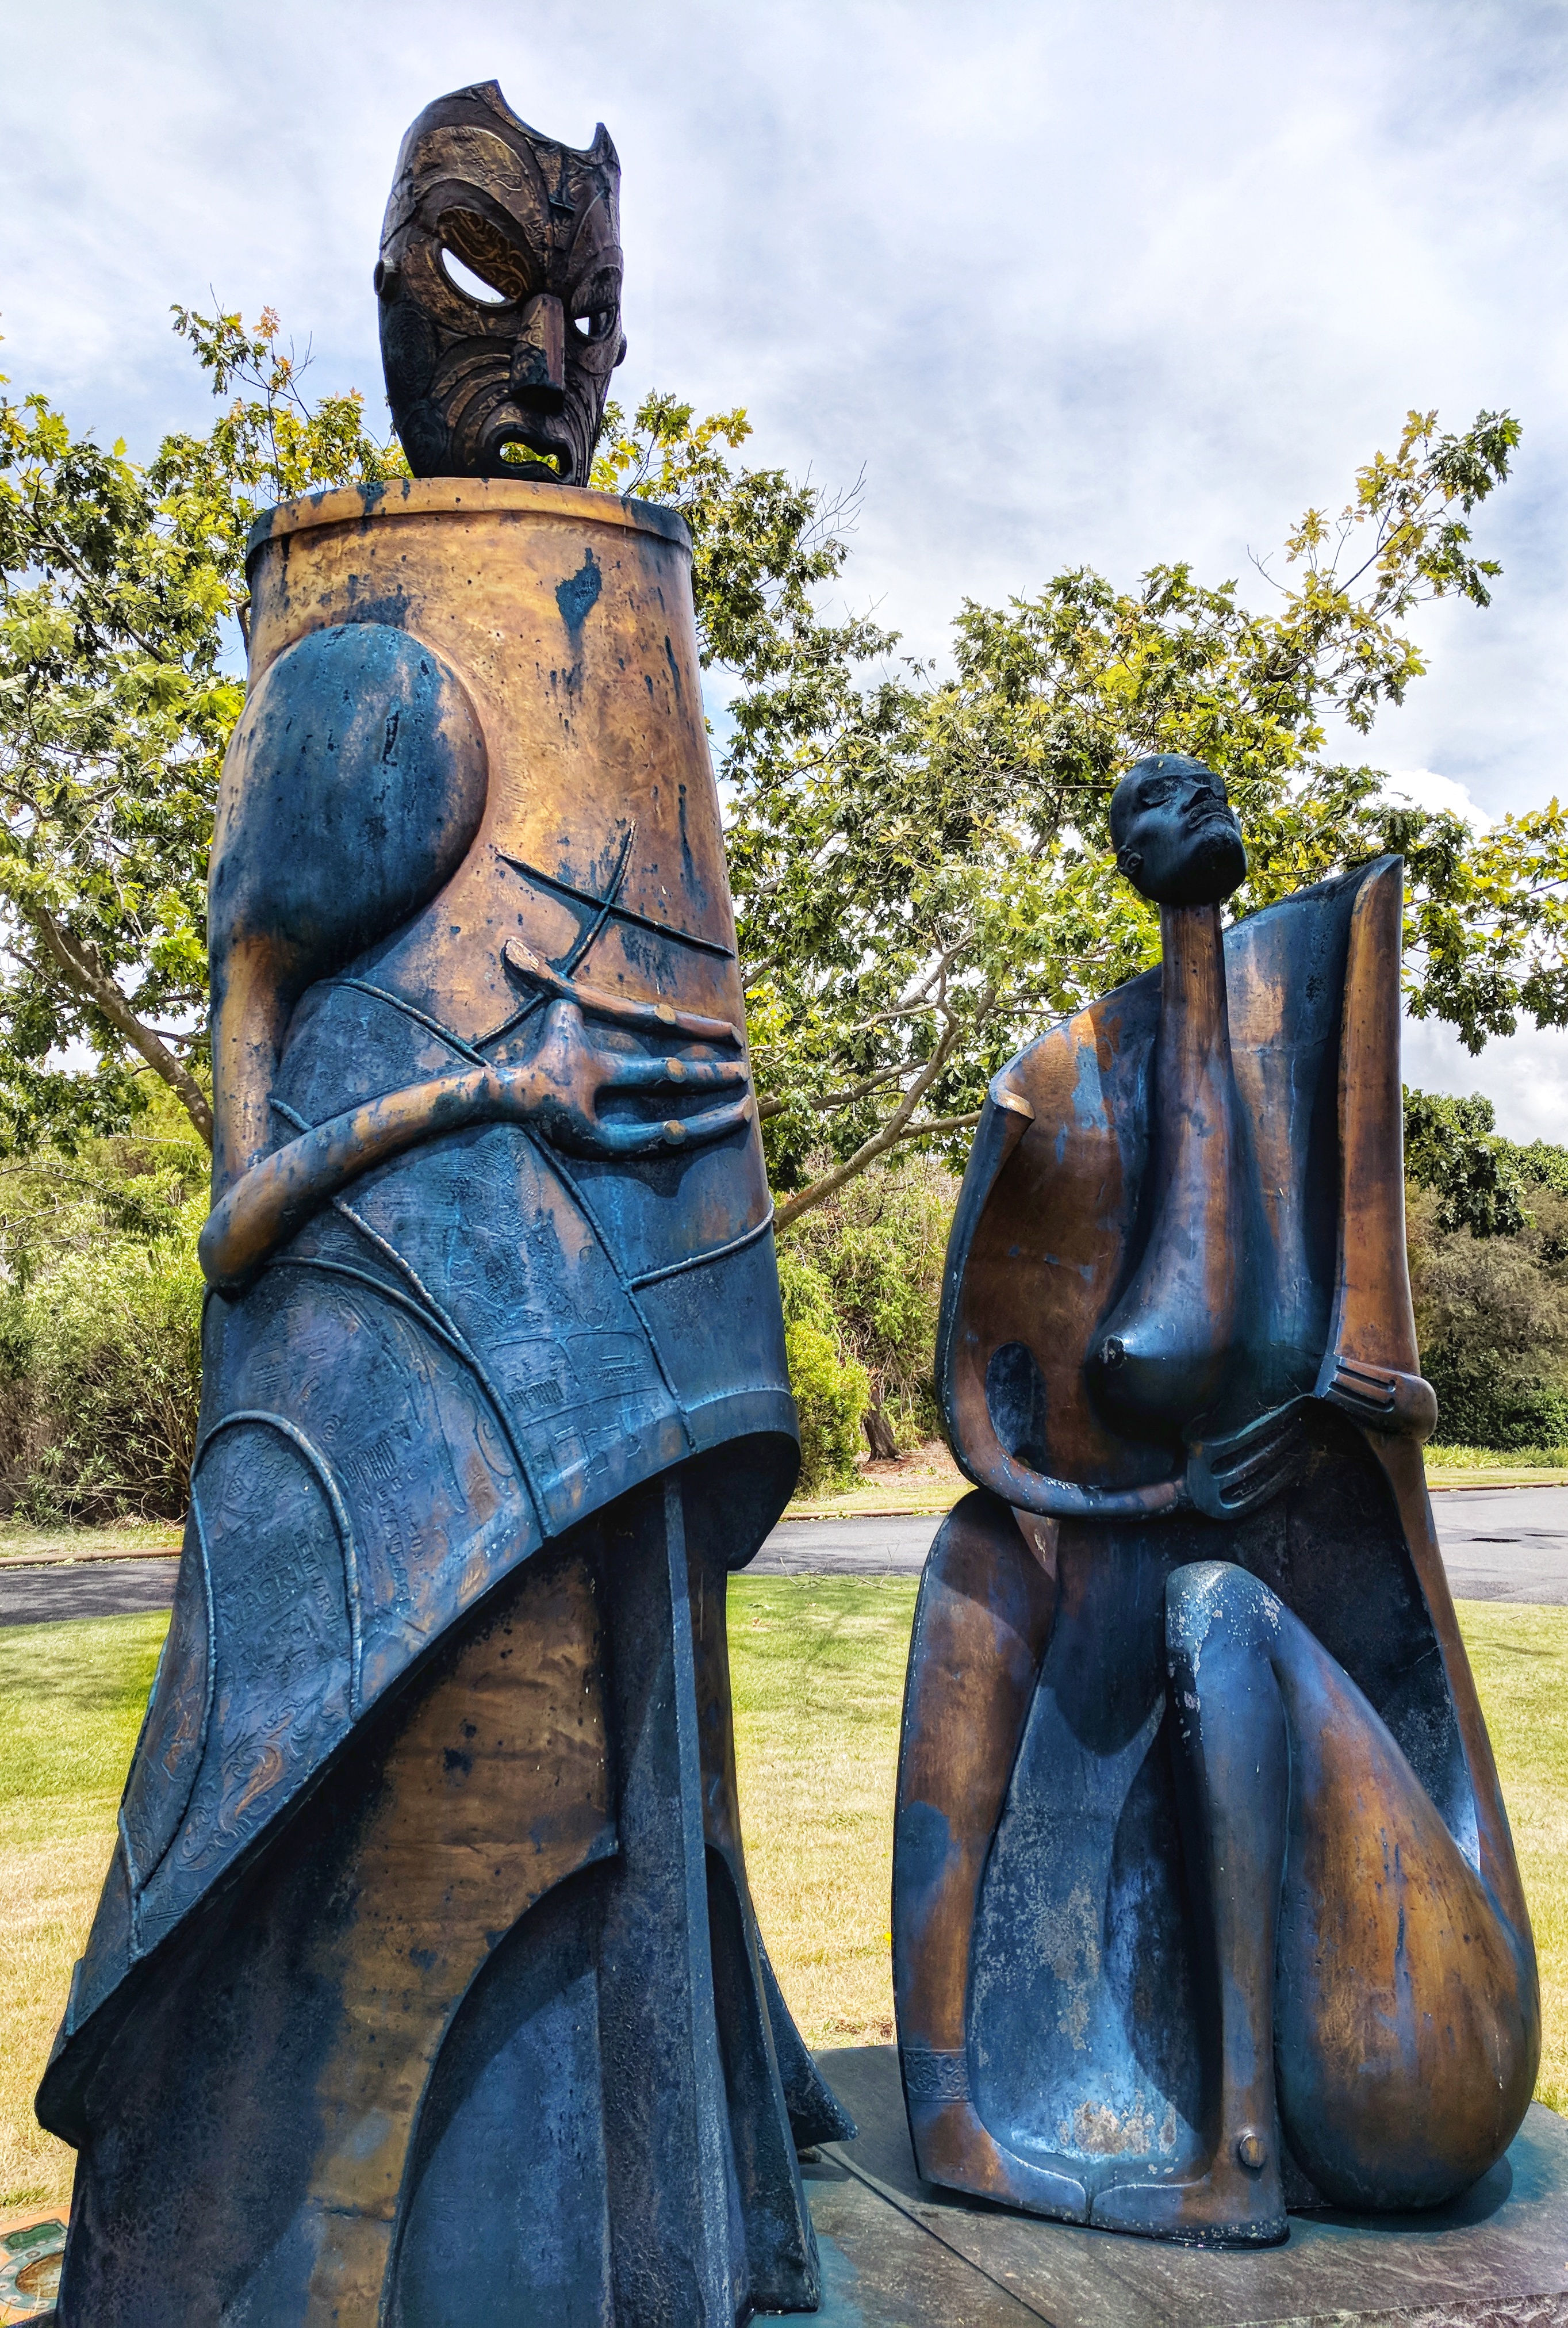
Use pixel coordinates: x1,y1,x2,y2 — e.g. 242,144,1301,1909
893,754,1538,2244
38,82,845,2324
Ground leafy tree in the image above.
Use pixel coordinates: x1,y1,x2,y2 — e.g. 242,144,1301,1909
7,328,1568,1250
1409,1180,1568,1451
591,388,881,690
1404,1087,1530,1238
0,309,403,1150
779,1154,954,1456
1512,1139,1568,1198
0,354,852,1155
1403,1082,1568,1240
1400,1088,1568,1449
0,1081,207,1517
712,407,1568,1223
773,1246,869,1490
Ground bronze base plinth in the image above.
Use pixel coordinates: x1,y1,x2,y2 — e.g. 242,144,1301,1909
17,2046,1568,2327
802,2047,1568,2328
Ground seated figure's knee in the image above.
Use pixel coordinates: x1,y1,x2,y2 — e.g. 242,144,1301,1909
1164,1559,1281,1665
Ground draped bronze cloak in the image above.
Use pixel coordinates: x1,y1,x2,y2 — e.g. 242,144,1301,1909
40,482,839,2325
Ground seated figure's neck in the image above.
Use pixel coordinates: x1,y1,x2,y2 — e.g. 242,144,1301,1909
1093,902,1244,1441
1157,902,1229,1112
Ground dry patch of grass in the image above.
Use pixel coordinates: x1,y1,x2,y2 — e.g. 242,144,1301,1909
1427,1444,1568,1473
1459,1600,1568,2114
730,1574,917,2046
0,1521,179,1569
0,1586,1563,2215
0,1613,167,2210
785,1439,963,1519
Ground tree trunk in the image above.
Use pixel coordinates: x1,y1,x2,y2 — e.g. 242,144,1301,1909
863,1396,899,1462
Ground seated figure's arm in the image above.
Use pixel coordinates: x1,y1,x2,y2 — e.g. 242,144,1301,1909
202,980,751,1292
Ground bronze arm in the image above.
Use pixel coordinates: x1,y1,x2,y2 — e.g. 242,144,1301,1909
202,990,750,1292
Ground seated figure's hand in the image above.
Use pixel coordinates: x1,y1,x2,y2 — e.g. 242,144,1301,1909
1316,1353,1439,1442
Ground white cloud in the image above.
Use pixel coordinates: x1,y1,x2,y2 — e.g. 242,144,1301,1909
1384,769,1489,826
6,2,1567,767
1403,1012,1568,1147
6,0,1568,1132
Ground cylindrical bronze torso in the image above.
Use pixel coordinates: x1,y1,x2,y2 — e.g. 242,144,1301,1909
42,483,823,2326
239,472,775,1293
61,480,793,1988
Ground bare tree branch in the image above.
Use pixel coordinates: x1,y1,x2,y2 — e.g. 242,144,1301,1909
26,903,213,1147
772,989,992,1230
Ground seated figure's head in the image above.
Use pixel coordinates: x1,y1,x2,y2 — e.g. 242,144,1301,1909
1109,753,1247,907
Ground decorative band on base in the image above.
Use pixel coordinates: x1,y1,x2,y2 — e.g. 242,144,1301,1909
901,2047,970,2103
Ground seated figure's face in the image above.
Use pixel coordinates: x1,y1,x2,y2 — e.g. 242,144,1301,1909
1109,755,1247,907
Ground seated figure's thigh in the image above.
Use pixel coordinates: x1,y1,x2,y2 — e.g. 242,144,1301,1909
1167,1561,1537,2212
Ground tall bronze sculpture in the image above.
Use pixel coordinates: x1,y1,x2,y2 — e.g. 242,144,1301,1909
38,82,847,2324
893,754,1539,2245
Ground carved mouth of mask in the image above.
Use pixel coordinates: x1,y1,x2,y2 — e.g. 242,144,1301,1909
447,359,578,482
498,436,573,481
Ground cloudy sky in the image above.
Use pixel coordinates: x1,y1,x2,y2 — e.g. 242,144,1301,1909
5,0,1567,1128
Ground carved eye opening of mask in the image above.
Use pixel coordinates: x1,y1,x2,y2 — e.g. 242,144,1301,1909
570,273,622,343
437,209,535,306
441,248,509,305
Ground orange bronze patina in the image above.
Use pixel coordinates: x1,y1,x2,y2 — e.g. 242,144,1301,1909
896,755,1536,2246
44,436,843,2323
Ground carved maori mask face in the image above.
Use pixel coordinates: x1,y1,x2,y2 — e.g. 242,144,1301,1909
376,81,626,485
1110,754,1248,908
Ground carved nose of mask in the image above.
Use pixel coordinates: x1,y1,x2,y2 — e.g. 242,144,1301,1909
512,294,566,413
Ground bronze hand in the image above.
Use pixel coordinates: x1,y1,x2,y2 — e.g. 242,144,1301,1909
493,990,752,1157
201,962,752,1292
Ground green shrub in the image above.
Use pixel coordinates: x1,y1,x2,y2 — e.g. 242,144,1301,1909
0,1104,207,1521
0,1115,955,1516
780,1157,956,1455
1422,1361,1568,1453
776,1246,841,1339
784,1319,869,1494
13,1201,204,1521
1409,1183,1568,1453
1404,1088,1529,1238
1428,1442,1568,1469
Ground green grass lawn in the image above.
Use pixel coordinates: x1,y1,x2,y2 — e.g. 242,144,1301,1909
0,1613,167,2208
2,1585,1564,2212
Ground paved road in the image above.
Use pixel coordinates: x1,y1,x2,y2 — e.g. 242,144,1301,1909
0,1557,180,1626
3,1485,1565,1625
752,1516,940,1576
1433,1485,1568,1604
754,1488,1568,1605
